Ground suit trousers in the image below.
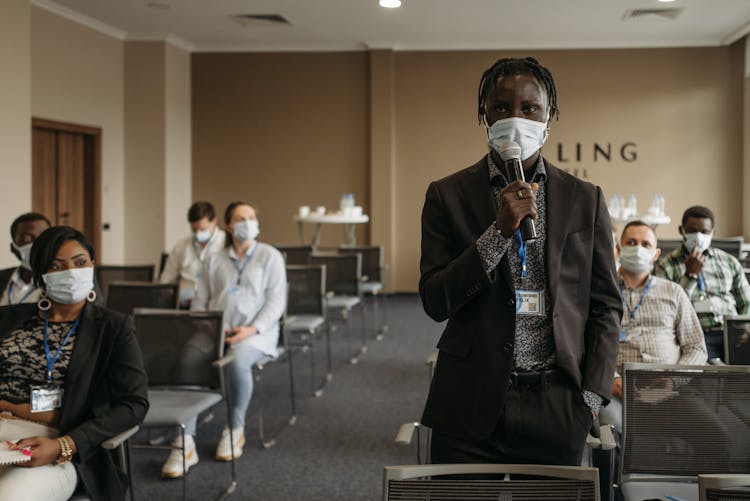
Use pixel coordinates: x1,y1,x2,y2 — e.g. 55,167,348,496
431,375,593,466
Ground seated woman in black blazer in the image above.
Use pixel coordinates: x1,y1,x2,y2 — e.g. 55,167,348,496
0,226,149,501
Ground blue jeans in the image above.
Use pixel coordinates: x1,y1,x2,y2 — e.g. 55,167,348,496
184,343,268,435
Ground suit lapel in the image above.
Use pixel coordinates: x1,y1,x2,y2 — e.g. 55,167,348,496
545,163,577,308
459,156,514,291
64,302,100,395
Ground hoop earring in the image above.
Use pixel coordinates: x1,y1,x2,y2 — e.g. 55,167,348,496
38,292,52,311
86,290,97,303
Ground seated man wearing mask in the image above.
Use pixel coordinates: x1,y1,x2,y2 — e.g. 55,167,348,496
160,202,226,308
655,205,750,361
0,213,52,306
599,221,707,435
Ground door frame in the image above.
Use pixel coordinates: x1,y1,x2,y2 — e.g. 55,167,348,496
31,118,102,259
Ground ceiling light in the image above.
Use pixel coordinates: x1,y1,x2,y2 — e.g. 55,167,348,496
379,0,402,8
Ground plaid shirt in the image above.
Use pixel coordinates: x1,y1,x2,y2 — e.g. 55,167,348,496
654,245,750,330
615,274,707,377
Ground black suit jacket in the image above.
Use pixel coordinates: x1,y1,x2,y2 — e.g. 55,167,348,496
0,302,149,501
0,266,16,294
419,155,622,441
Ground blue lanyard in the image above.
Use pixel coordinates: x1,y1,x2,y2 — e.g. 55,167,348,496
515,230,528,278
7,281,36,305
620,276,653,322
231,245,257,286
697,271,706,292
43,314,81,383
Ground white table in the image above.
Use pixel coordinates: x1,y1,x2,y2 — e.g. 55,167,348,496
293,213,369,248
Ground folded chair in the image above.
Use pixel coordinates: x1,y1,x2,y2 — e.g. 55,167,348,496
338,245,389,341
131,309,237,501
106,281,179,315
96,265,155,303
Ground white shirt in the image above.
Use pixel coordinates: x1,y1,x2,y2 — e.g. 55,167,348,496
160,229,226,305
0,268,41,306
192,242,287,357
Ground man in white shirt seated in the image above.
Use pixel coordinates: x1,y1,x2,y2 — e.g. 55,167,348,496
0,213,51,306
159,201,226,308
599,221,707,434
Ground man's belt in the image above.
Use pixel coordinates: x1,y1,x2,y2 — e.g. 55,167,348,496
508,368,565,387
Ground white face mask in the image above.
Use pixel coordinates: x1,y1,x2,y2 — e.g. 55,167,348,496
619,245,657,274
194,228,212,244
487,117,549,161
684,232,712,253
43,267,95,304
11,242,33,271
232,219,259,243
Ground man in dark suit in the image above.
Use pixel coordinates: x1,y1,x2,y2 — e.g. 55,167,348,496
419,57,622,465
0,213,51,306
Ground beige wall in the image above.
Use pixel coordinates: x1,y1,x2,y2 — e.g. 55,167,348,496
745,40,750,240
194,46,746,292
192,52,369,248
31,6,125,262
0,0,31,269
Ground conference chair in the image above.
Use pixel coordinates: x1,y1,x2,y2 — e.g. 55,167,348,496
275,244,313,265
158,251,170,277
284,264,331,397
724,316,750,365
250,317,297,449
338,245,389,341
105,281,179,315
131,309,237,501
699,474,750,501
619,363,750,501
96,264,155,302
383,464,600,501
309,253,366,364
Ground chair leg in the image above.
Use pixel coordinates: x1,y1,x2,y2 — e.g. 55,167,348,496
379,293,390,339
220,364,238,500
180,426,187,501
287,344,297,424
126,439,135,501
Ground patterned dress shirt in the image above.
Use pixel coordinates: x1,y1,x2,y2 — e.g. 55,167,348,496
476,153,603,413
616,273,707,376
655,245,750,331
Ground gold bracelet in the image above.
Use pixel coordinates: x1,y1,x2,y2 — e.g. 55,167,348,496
56,436,73,464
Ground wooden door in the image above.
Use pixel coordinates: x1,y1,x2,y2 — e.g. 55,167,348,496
31,119,102,258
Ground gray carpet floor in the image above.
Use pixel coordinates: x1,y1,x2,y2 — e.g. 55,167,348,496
129,294,442,500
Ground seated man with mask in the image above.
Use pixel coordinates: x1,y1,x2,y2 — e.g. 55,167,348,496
0,213,52,306
160,201,226,308
655,205,750,361
599,221,707,434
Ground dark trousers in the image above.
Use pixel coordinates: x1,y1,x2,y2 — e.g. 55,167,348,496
704,330,724,361
431,375,593,466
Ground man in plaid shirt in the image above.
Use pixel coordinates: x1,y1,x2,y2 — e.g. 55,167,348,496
655,205,750,361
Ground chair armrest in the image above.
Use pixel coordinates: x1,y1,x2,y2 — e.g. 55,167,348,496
586,424,616,450
282,316,297,327
395,422,418,446
425,351,438,367
709,358,726,366
212,353,236,368
102,426,139,450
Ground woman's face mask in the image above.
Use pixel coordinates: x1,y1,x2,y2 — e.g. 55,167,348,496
232,219,259,243
43,267,95,304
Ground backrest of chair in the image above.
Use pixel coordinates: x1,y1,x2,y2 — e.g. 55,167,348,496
383,464,600,501
106,282,179,314
286,264,325,316
724,316,750,365
339,246,382,282
622,363,750,480
310,253,361,296
133,309,224,391
276,245,313,265
96,265,155,301
712,238,744,260
158,252,169,277
657,238,683,257
700,475,750,501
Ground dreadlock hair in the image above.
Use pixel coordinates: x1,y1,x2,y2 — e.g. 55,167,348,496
477,57,559,125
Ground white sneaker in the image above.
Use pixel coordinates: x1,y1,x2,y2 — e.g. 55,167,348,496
215,426,245,461
161,434,199,478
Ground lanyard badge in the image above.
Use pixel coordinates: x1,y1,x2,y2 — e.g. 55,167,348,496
30,314,80,413
514,230,545,316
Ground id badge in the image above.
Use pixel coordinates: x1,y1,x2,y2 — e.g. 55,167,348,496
619,329,628,342
30,384,63,413
516,290,544,316
694,298,713,313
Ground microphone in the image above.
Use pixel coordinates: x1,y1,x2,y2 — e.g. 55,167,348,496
498,140,537,242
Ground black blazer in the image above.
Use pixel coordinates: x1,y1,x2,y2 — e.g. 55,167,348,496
0,267,15,294
0,302,149,501
419,156,622,441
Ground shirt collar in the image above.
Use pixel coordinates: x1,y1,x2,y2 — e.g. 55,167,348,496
617,270,653,291
229,241,257,260
487,152,547,188
10,268,34,288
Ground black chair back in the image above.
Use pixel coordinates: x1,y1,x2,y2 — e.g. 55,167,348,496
158,252,170,277
724,316,750,365
338,246,382,282
96,265,155,302
106,281,179,314
286,264,326,316
276,245,313,265
133,309,225,391
310,253,361,296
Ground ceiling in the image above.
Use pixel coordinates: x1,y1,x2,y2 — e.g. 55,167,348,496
33,0,750,52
